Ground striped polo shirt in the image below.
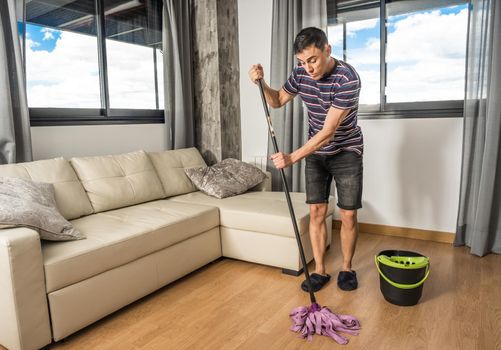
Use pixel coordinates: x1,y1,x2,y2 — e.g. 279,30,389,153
283,59,363,155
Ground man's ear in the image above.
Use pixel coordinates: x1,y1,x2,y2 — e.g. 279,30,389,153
325,44,332,56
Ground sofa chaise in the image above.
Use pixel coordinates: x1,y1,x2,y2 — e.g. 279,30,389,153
0,147,333,350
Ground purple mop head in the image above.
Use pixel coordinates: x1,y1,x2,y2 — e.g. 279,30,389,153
289,302,361,344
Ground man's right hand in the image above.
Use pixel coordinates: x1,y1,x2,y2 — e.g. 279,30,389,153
249,64,264,84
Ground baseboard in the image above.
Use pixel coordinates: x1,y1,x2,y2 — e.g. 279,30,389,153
332,220,454,244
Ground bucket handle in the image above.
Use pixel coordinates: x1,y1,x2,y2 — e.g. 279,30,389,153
375,256,430,290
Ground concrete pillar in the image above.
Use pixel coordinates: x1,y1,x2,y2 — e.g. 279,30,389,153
192,0,241,165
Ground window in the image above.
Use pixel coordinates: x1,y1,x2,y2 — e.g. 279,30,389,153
386,2,468,103
328,9,380,106
25,2,101,108
24,0,164,125
327,0,469,118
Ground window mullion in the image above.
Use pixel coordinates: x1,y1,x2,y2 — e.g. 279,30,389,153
342,22,347,62
95,0,110,116
153,48,159,110
380,0,387,112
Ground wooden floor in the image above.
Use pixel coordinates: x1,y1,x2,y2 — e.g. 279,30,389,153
39,232,501,349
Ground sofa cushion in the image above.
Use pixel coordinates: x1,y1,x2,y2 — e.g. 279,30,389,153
0,177,84,241
148,148,207,197
0,158,93,220
70,150,166,213
184,158,267,199
42,200,219,292
169,191,335,238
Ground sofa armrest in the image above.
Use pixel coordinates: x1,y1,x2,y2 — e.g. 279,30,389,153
248,171,272,192
0,228,51,350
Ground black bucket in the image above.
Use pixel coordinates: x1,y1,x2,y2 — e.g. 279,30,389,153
375,250,430,306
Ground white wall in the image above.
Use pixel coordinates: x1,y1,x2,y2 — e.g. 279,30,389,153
237,3,464,233
238,0,272,169
31,124,168,160
359,118,463,232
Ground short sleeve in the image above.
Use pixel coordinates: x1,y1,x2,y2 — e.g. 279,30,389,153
331,77,361,110
283,68,299,96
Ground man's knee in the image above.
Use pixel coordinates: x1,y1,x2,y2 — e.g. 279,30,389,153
339,209,357,230
310,204,328,224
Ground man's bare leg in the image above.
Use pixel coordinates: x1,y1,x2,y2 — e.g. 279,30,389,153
339,208,358,271
309,203,329,275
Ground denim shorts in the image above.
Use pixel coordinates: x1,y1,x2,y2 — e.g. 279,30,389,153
305,151,363,210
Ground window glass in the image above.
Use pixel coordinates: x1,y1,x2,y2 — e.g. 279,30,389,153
329,9,380,105
327,24,343,59
156,48,164,108
25,1,100,108
345,17,380,105
104,0,163,109
386,3,469,103
327,0,469,110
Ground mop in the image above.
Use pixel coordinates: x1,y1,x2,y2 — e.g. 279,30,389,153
257,80,361,344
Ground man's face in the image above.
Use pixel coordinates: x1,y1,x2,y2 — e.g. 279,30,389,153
296,44,332,80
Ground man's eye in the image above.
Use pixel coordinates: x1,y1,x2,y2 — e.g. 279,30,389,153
297,62,303,66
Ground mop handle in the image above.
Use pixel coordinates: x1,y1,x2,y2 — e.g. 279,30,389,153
257,80,316,304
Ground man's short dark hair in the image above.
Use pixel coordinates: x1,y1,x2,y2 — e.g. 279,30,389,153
293,27,328,54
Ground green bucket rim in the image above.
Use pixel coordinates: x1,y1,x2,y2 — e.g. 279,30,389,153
375,256,430,290
376,255,429,269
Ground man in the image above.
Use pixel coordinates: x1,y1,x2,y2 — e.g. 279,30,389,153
248,27,363,292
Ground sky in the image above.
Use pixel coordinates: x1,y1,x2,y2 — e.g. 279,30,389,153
25,3,468,108
327,3,468,104
25,23,163,109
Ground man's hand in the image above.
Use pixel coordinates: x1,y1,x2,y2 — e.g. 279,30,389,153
249,64,294,108
270,152,293,169
249,64,264,84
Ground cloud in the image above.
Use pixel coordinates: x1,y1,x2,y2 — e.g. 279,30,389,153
357,68,380,104
328,5,468,104
328,18,380,53
25,32,40,49
41,27,56,41
327,25,343,49
346,18,378,37
26,38,40,49
386,58,466,102
386,8,468,63
26,28,162,109
385,7,468,102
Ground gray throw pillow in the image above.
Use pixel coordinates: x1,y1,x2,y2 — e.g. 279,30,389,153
0,177,84,241
184,158,267,199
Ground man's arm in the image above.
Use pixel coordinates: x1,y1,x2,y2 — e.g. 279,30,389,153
260,82,295,108
271,106,351,168
248,64,294,108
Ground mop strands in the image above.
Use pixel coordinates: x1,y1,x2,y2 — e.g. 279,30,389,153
289,302,361,344
257,80,361,344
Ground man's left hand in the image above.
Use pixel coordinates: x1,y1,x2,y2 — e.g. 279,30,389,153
270,152,293,169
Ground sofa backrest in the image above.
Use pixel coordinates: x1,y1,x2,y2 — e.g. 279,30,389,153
148,147,207,197
70,150,165,213
0,158,94,220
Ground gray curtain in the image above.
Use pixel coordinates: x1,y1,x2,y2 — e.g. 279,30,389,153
455,0,501,256
268,0,327,192
0,0,32,164
162,0,195,149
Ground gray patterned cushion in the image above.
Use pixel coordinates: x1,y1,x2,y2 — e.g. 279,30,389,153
184,158,267,199
0,177,84,241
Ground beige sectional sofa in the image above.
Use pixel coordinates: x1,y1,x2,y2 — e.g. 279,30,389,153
0,148,333,350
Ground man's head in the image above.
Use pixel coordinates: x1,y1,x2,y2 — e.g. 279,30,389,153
293,27,333,80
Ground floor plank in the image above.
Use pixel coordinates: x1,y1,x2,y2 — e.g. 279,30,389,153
5,231,501,350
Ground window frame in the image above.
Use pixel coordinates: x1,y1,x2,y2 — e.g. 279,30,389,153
25,0,165,126
327,0,467,119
